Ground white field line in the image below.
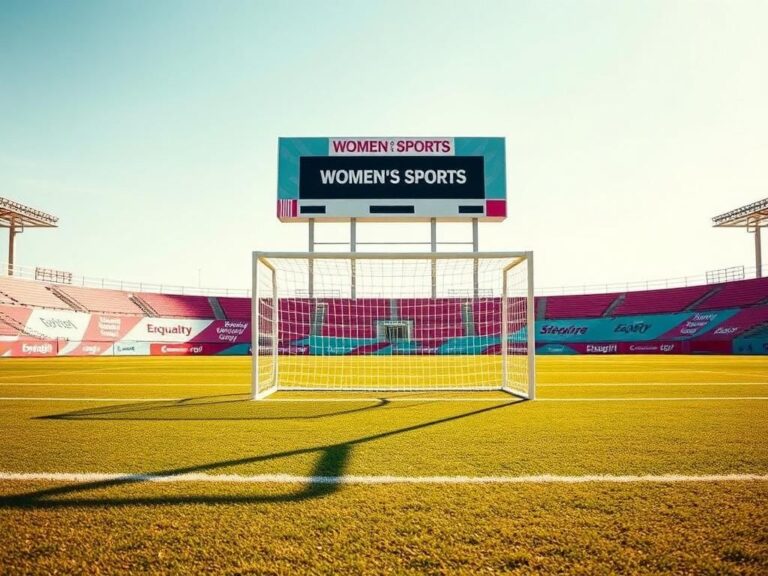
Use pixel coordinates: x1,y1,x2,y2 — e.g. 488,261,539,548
537,397,768,402
0,371,248,380
0,471,766,485
0,397,182,402
0,383,247,387
0,382,765,388
540,382,768,387
1,396,767,403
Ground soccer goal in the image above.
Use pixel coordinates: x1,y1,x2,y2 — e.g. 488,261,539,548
251,252,535,399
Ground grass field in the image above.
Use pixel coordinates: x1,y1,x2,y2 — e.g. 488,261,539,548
0,355,766,574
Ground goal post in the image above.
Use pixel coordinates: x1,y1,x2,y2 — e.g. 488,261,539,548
251,252,535,399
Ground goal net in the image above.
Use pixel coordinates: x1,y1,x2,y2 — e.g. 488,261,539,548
251,252,534,399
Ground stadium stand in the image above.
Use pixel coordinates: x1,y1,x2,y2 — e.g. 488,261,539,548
544,293,620,319
473,298,501,336
0,321,18,337
399,298,464,338
136,293,214,319
0,276,70,309
218,297,251,320
53,285,144,315
321,298,389,339
2,271,768,355
610,285,714,316
695,277,768,310
278,298,313,341
0,305,42,339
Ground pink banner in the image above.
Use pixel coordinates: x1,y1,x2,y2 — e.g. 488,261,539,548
0,341,58,357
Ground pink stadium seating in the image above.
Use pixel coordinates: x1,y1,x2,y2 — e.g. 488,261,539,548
695,277,768,310
54,285,143,315
398,298,462,323
473,298,500,336
399,298,465,339
321,323,377,339
321,299,389,340
0,317,19,337
278,299,312,341
544,293,620,319
0,276,70,309
611,285,714,316
0,305,34,338
137,293,214,318
219,297,251,320
0,305,32,324
472,298,529,336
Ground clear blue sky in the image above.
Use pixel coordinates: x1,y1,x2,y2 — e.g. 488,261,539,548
1,0,766,292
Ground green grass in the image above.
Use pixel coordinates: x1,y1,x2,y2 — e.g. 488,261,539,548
0,356,767,574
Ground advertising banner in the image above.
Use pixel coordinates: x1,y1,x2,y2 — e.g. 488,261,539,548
190,320,250,344
535,313,691,343
658,309,738,340
122,318,213,343
536,342,686,355
0,340,58,357
25,309,90,341
149,342,236,356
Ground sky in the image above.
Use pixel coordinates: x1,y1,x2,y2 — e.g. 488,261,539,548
1,0,766,294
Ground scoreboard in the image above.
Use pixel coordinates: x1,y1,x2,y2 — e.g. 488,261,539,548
277,137,506,222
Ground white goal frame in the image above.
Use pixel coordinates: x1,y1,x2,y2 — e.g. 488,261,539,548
251,251,535,400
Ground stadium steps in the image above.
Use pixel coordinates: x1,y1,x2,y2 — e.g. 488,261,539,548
687,287,720,310
0,310,48,340
129,294,158,317
311,303,326,336
208,297,226,320
536,297,547,320
48,286,88,312
461,301,475,337
603,294,626,317
0,288,17,306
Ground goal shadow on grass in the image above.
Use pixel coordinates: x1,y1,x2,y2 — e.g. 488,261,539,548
1,400,524,509
35,394,398,421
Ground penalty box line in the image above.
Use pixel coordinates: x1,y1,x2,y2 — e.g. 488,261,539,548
0,471,766,485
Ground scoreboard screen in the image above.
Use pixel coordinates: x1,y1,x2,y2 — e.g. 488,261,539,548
277,137,506,222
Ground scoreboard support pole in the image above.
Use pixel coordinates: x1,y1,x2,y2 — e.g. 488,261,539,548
303,218,482,298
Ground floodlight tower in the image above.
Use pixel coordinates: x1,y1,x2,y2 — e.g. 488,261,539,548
712,198,768,278
0,197,59,276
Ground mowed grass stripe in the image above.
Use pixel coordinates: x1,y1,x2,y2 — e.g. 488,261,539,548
1,471,767,484
1,397,765,477
1,481,766,575
0,384,768,405
1,356,767,386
